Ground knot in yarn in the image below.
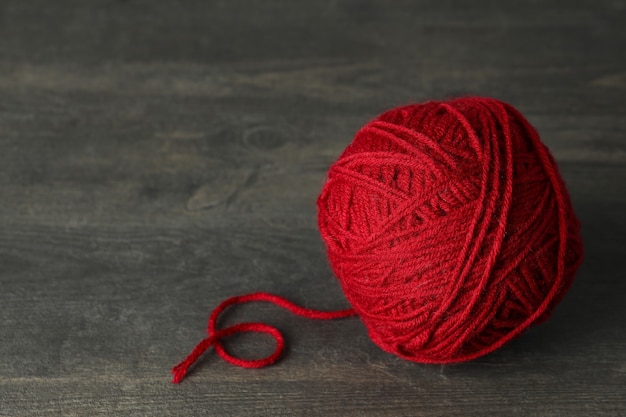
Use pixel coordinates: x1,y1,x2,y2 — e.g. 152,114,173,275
317,97,583,363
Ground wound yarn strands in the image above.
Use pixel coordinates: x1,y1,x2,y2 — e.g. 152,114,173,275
317,97,583,363
172,97,583,383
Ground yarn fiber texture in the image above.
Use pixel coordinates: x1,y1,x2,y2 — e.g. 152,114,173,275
317,97,584,363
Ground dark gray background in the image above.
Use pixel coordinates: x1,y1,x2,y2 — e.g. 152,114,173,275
1,1,625,416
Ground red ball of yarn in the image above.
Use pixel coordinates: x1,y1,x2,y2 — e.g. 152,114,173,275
317,97,584,363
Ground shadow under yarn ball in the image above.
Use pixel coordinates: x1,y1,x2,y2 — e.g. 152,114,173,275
317,97,584,363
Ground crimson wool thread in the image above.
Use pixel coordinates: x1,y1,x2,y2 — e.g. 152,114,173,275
172,97,583,383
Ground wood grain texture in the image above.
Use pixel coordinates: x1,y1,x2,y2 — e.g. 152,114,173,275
1,0,625,416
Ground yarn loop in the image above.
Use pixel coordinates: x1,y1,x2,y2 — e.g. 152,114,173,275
171,292,355,383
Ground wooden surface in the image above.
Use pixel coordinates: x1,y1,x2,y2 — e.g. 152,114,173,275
1,1,625,416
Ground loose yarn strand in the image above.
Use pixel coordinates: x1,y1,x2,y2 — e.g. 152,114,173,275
171,292,356,383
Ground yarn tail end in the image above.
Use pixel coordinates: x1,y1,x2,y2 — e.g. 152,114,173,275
171,363,189,384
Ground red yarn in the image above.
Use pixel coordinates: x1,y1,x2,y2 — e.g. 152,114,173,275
317,97,583,363
173,97,583,383
171,292,355,383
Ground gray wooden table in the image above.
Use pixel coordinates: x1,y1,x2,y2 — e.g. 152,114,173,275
1,1,625,416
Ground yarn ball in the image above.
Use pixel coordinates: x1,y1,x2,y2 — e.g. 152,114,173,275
317,97,583,363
